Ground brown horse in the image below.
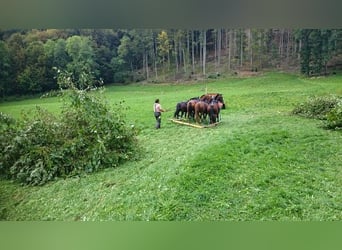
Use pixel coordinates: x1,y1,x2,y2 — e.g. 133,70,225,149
187,98,199,121
207,100,224,124
174,101,188,119
200,93,226,109
194,101,209,124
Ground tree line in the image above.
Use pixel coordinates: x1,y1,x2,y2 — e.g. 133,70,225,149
0,28,341,97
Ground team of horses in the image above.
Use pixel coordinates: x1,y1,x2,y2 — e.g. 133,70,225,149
174,93,226,124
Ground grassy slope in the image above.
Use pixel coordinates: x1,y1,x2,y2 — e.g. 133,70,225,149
0,72,341,221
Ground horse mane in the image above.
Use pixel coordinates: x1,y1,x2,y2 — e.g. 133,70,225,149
189,96,199,101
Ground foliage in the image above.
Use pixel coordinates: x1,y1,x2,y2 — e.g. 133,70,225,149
292,95,341,119
65,36,98,89
326,99,342,129
292,95,342,129
157,30,170,64
4,107,64,185
300,29,341,76
0,112,17,177
0,41,11,97
1,28,341,98
0,70,139,185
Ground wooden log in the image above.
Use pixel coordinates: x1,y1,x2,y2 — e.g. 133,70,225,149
170,119,205,128
170,119,220,128
202,122,221,128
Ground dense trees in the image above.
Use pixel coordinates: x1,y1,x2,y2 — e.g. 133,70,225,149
0,28,341,97
300,29,342,76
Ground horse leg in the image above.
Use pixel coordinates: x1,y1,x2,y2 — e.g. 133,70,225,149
195,110,201,124
174,104,180,118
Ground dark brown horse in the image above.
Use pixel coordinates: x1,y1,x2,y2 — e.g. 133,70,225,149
174,101,188,119
207,100,224,124
194,101,209,123
200,93,226,109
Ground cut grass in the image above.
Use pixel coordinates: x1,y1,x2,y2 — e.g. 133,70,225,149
0,71,341,221
163,115,342,220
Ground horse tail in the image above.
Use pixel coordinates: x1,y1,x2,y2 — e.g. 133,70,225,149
174,103,179,118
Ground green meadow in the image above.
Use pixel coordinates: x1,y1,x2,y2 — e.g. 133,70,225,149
0,71,341,221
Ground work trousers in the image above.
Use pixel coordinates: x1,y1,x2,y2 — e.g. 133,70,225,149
154,112,161,128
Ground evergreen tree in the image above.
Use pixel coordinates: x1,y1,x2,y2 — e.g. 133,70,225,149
0,41,11,97
300,29,312,76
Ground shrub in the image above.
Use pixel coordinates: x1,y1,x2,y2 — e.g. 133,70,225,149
292,95,341,120
326,100,342,129
0,72,140,185
0,112,17,177
6,107,64,185
58,89,139,176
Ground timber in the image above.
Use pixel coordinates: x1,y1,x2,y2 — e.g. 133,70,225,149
170,119,221,128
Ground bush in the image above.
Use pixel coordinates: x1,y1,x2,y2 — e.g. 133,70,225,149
6,107,64,185
292,95,342,130
0,89,140,185
0,112,17,177
292,95,341,120
326,100,342,129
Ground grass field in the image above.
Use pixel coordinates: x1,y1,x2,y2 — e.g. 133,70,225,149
0,71,341,221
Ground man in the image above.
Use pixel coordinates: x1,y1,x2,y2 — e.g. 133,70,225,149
153,98,165,129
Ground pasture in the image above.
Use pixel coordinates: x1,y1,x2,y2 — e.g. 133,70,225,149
0,71,341,221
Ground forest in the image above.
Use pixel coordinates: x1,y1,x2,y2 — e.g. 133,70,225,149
0,28,341,97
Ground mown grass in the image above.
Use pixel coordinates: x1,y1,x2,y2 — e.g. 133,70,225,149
0,71,341,221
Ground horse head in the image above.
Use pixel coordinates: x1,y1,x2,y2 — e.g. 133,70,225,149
214,94,226,109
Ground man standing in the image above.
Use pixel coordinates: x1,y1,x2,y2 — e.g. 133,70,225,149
153,98,165,129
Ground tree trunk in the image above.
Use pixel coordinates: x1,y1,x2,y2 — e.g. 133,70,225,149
286,29,290,64
298,39,302,60
240,29,243,68
192,30,195,73
153,34,158,79
199,32,202,69
203,30,206,76
168,50,170,71
145,52,149,80
228,29,232,71
247,29,252,69
186,30,190,73
179,39,183,72
249,29,253,70
183,48,186,73
214,30,217,69
174,36,179,73
217,28,222,70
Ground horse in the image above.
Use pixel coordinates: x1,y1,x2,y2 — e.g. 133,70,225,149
174,101,188,119
187,98,199,121
194,101,209,124
207,100,224,124
200,93,226,109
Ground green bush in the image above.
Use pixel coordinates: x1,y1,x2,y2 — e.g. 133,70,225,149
292,95,341,120
326,100,342,129
292,95,342,130
0,89,139,185
0,112,17,177
6,107,64,185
